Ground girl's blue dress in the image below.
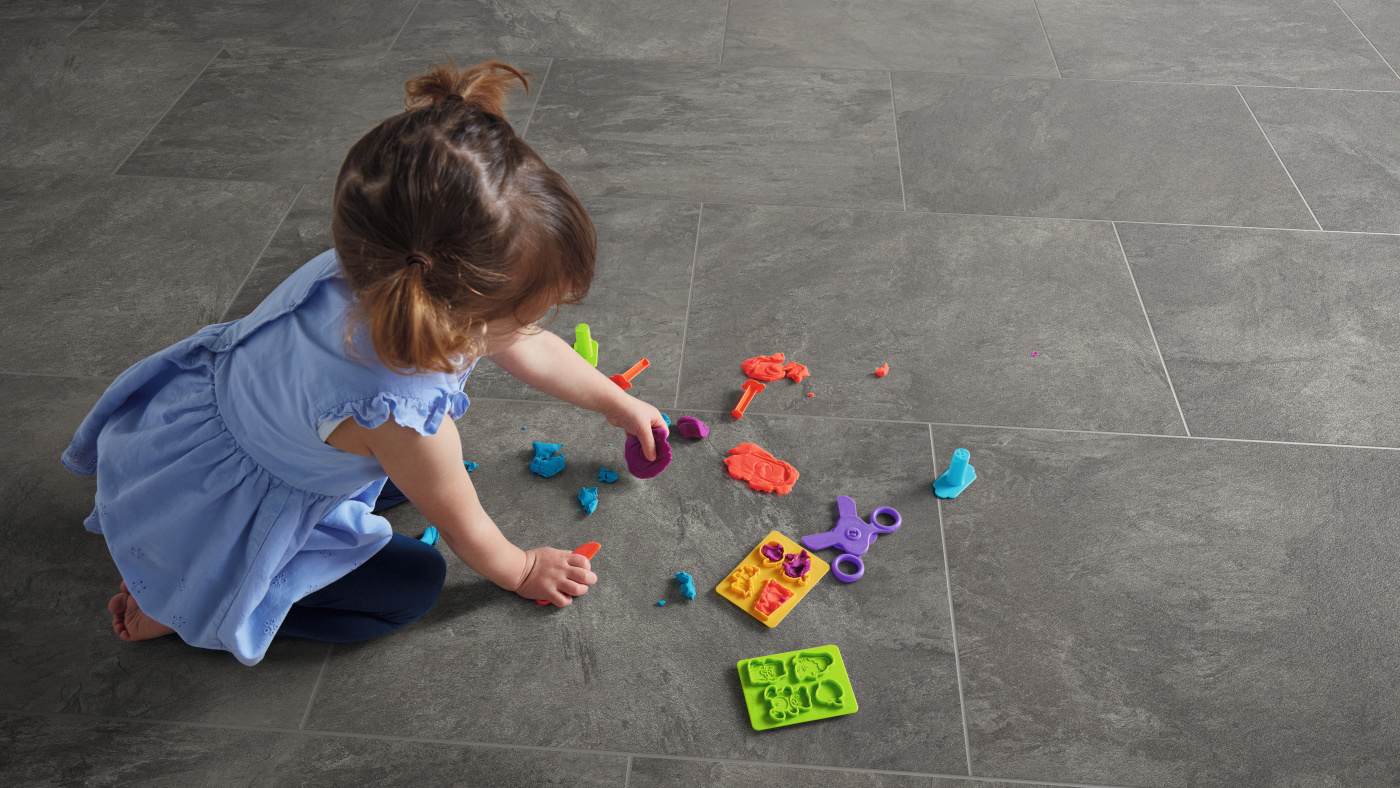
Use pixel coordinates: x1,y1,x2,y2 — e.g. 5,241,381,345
61,250,472,666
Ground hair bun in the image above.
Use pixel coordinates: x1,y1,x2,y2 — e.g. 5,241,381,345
404,59,530,117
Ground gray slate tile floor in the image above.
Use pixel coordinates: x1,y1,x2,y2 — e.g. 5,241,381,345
2,1,1399,786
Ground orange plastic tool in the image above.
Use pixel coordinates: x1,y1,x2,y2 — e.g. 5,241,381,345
732,379,766,419
537,542,602,605
610,358,650,390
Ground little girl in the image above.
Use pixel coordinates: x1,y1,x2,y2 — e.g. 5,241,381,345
61,60,667,667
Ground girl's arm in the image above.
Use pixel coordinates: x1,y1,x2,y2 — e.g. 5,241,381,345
488,328,667,459
331,416,596,605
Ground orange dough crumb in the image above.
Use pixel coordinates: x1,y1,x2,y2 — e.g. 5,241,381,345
806,392,815,397
874,363,889,377
741,353,787,382
724,443,800,495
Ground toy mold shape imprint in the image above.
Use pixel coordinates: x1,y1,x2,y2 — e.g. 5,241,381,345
741,352,788,381
724,443,799,495
801,495,902,582
736,645,858,730
716,531,828,627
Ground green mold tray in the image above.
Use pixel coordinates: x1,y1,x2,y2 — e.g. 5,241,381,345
736,645,858,731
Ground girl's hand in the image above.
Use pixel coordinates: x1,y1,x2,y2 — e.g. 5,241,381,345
605,397,668,460
515,547,598,606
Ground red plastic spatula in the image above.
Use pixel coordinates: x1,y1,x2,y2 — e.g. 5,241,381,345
537,542,602,605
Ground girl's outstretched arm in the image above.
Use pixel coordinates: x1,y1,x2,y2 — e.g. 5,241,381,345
330,416,597,605
488,328,667,459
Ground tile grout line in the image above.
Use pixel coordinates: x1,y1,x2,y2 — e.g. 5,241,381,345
519,58,554,139
1112,222,1191,436
0,370,114,382
386,0,423,51
931,425,974,777
110,46,224,177
299,644,332,730
1030,0,1062,78
468,396,1400,453
0,707,1147,788
673,203,703,410
718,0,732,64
889,71,907,211
219,183,305,323
65,0,108,36
1331,0,1400,82
623,755,633,787
1234,86,1324,231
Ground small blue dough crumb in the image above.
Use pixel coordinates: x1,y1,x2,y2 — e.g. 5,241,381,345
464,461,478,472
529,442,566,478
578,486,598,514
419,526,439,546
675,571,696,600
661,413,671,426
656,600,666,606
597,465,619,483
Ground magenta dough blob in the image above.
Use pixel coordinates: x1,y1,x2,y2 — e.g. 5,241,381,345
675,416,709,439
625,427,673,478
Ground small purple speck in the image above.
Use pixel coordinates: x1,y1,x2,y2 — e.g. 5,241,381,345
1030,351,1038,356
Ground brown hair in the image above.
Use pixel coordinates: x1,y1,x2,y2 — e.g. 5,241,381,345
332,59,596,374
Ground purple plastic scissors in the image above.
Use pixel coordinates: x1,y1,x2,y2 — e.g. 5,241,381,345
801,495,902,582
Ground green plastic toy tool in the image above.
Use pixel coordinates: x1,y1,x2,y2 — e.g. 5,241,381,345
736,645,858,730
574,323,599,367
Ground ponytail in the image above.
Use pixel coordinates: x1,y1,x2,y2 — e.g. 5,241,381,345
403,59,530,117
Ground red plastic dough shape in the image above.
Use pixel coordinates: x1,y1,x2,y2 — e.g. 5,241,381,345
741,353,787,382
874,363,889,377
782,362,810,383
725,443,800,495
753,579,794,618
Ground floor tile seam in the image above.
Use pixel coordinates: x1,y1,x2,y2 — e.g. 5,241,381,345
0,166,315,191
110,45,225,177
672,203,703,410
931,426,974,777
888,71,907,211
1233,87,1324,231
65,0,108,37
623,754,633,788
0,370,113,382
386,0,423,52
717,0,732,64
220,183,304,323
298,644,332,730
1029,0,1062,79
1111,222,1191,436
0,707,1145,788
518,58,554,139
1331,0,1400,82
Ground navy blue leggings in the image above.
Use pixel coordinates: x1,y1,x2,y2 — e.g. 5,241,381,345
276,532,446,643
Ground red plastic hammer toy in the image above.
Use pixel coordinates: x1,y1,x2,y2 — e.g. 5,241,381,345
731,379,766,419
610,358,650,390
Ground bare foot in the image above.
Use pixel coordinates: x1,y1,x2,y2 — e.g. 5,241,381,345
108,582,175,642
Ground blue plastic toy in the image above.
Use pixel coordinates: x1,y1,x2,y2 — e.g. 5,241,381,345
529,442,566,478
933,448,976,499
801,496,902,582
675,571,696,600
419,526,439,546
597,465,619,483
578,486,598,514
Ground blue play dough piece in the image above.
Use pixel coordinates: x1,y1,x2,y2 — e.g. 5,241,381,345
657,600,666,606
661,413,671,426
578,486,598,514
529,442,566,478
464,461,478,472
675,571,696,600
597,465,619,483
419,526,439,546
933,447,977,499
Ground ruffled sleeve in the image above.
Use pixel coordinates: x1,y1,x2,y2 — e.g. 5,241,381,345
317,385,471,438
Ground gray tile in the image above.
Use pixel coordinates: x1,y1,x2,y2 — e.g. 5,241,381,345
0,714,628,786
1339,0,1400,69
395,0,727,63
0,376,326,726
1037,0,1399,89
677,205,1185,435
73,0,419,50
306,400,967,774
119,47,547,183
223,182,328,321
893,73,1316,227
938,427,1400,787
0,0,103,36
629,758,932,787
722,0,1056,76
525,60,904,210
0,36,219,172
1241,86,1400,233
0,172,299,377
1122,223,1400,447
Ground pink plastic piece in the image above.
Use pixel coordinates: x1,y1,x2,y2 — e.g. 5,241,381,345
624,427,672,479
675,416,709,439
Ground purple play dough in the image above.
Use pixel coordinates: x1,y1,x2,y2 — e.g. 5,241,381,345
675,416,709,439
624,427,672,479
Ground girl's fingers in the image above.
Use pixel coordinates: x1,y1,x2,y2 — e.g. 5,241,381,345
561,580,590,597
639,425,656,461
566,566,597,585
566,553,591,570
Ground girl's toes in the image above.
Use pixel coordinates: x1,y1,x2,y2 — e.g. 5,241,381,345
108,592,126,616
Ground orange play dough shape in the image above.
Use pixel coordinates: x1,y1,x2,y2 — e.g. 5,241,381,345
874,363,889,377
753,579,794,619
742,353,787,381
782,362,810,383
724,443,800,495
